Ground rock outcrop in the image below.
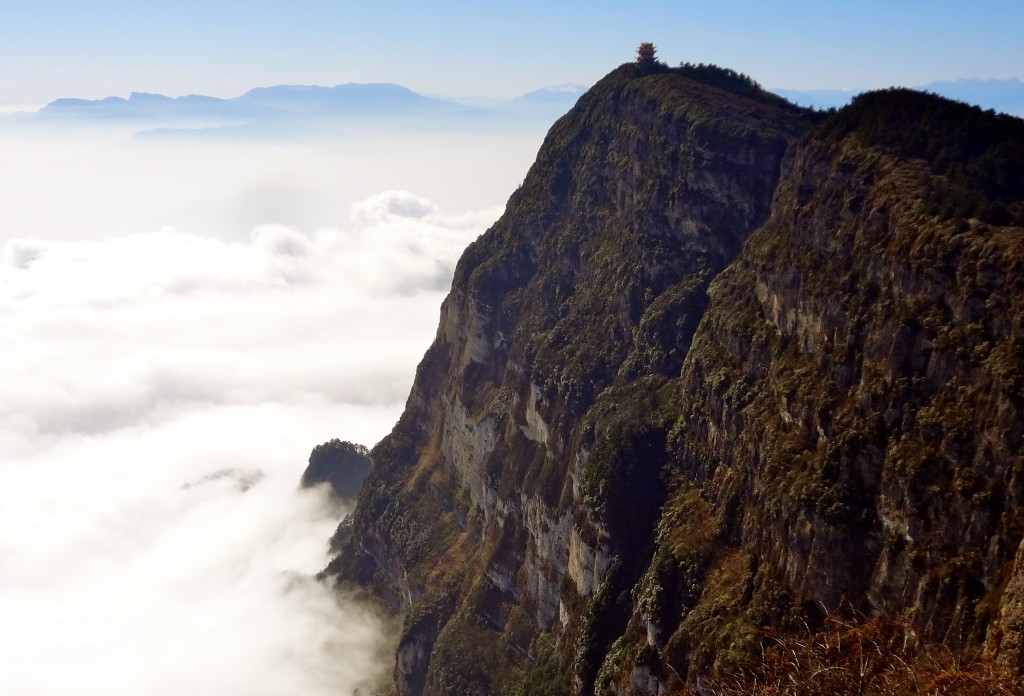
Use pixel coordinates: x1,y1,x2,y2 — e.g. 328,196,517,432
326,63,1024,694
300,439,371,504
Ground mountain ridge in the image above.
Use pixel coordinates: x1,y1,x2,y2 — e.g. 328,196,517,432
8,76,1022,132
0,82,586,138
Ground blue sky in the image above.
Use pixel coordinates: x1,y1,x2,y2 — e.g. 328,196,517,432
2,1,1023,104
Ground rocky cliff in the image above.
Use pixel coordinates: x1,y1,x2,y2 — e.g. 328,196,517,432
326,62,1024,694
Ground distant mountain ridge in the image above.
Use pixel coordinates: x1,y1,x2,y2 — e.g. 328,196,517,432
772,77,1024,115
2,82,587,138
8,78,1018,136
39,91,258,124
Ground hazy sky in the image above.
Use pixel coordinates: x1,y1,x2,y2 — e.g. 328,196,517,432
3,1,1023,106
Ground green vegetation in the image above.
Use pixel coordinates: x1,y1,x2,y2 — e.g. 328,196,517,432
818,88,1024,224
675,63,763,100
511,635,570,696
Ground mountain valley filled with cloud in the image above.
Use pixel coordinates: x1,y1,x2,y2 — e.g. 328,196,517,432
0,100,532,693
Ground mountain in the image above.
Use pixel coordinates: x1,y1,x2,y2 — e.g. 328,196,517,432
507,84,588,113
445,85,587,114
232,82,466,117
5,83,582,138
773,77,1024,116
35,91,260,125
325,60,1024,694
24,82,478,137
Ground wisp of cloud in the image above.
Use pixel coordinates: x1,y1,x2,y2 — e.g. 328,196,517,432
0,191,500,694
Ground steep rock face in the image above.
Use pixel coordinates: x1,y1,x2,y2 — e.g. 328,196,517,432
328,70,1024,694
328,63,810,695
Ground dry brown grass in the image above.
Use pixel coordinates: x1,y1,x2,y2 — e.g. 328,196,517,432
681,615,1023,696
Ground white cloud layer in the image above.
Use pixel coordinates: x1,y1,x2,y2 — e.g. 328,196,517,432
0,126,539,246
0,192,498,694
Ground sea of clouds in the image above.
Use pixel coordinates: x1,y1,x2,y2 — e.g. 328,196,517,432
0,181,503,693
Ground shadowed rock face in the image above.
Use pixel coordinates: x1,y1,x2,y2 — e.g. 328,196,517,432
325,64,1024,694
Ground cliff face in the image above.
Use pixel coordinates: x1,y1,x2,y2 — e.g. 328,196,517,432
327,65,1024,694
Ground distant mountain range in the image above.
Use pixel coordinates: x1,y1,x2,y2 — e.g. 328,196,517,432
3,77,1019,140
0,83,590,139
771,77,1024,115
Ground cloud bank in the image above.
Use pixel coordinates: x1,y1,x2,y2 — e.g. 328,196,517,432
0,192,499,694
0,122,541,246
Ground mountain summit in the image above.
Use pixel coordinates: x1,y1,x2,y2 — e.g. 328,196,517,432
327,60,1024,694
